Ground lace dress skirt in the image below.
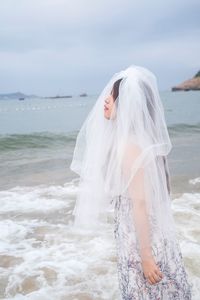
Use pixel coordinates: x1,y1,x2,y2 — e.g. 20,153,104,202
111,195,193,300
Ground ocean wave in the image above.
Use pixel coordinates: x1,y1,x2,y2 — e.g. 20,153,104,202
0,182,199,299
0,131,78,152
0,122,200,152
189,177,200,185
168,122,200,134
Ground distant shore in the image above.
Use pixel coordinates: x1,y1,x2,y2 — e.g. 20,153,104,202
172,70,200,91
0,92,88,100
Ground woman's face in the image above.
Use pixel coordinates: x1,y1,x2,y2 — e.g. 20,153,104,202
104,90,116,120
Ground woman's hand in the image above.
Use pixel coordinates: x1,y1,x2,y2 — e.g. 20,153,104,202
141,255,163,285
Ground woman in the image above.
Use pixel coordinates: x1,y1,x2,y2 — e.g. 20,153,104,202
70,65,192,299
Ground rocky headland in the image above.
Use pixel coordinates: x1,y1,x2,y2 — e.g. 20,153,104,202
172,70,200,91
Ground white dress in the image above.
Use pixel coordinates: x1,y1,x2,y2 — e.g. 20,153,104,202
111,194,193,300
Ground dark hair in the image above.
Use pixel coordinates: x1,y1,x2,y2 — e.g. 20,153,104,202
141,80,171,195
111,78,123,101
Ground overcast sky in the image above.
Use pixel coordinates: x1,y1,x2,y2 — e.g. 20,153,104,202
0,0,199,96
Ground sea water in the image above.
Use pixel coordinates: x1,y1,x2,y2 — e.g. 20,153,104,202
0,91,200,299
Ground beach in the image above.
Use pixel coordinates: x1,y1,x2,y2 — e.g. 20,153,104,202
0,91,200,299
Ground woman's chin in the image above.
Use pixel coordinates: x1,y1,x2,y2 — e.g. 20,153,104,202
104,111,110,119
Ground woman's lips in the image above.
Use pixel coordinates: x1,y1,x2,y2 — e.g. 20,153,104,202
104,105,108,111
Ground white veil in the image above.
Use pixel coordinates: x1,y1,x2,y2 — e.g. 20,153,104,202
70,64,177,254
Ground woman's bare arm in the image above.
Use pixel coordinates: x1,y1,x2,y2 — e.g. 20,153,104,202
127,164,153,260
122,143,163,284
122,143,152,258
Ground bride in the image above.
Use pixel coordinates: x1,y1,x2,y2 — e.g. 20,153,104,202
70,65,192,299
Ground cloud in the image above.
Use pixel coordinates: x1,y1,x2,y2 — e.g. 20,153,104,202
0,0,199,95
